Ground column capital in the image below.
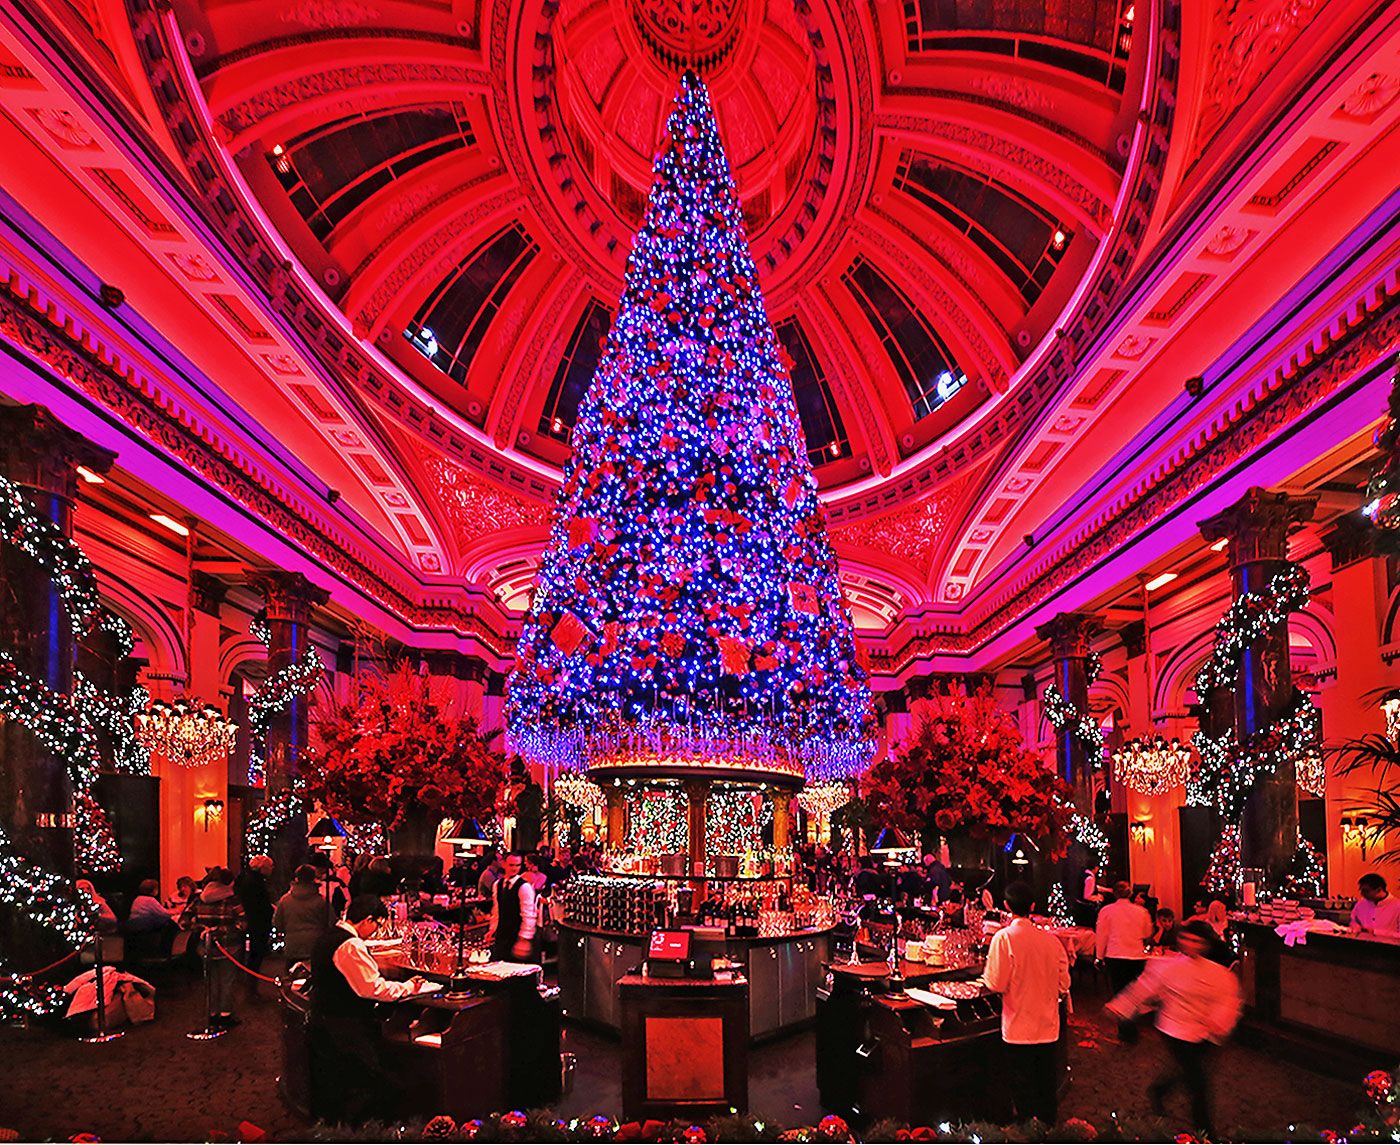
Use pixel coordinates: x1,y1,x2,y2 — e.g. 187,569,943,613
1119,619,1147,660
1034,612,1105,659
1197,487,1316,566
1322,512,1379,572
190,570,228,616
245,569,330,623
0,403,115,499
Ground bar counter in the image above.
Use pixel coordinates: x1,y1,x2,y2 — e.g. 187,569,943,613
1234,919,1400,1075
557,920,832,1040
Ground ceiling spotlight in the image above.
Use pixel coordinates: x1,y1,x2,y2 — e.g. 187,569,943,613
829,440,841,457
150,513,190,537
1022,533,1036,549
1144,571,1178,591
75,465,105,485
1184,375,1205,398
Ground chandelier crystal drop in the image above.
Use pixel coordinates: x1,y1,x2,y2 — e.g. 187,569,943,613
554,770,604,809
795,782,848,820
1112,735,1191,796
135,699,237,769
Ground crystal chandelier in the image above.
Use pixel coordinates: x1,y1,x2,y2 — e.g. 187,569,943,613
1112,735,1191,796
795,782,848,819
135,699,237,768
554,770,604,809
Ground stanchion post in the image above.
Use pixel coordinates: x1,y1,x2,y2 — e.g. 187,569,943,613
187,928,227,1040
78,927,124,1043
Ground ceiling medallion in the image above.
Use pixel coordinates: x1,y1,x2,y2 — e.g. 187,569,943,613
628,0,746,71
1338,72,1400,119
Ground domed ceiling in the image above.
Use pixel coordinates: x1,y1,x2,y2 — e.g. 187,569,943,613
159,0,1145,611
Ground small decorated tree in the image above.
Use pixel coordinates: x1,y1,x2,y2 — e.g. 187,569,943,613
863,686,1073,864
299,664,509,853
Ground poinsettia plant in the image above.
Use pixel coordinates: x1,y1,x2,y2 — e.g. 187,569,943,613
863,686,1073,856
300,664,509,834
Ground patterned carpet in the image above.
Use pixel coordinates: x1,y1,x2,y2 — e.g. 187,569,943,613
0,961,1369,1141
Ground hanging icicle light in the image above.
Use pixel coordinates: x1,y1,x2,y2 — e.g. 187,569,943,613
1112,735,1191,796
135,699,237,768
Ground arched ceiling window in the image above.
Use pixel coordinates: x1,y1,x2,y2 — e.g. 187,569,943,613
539,298,613,443
268,105,475,243
843,257,967,422
405,223,538,387
775,317,849,467
902,0,1133,90
894,151,1072,305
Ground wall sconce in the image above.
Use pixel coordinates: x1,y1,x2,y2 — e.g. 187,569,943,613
201,798,225,832
1130,820,1150,850
1341,816,1370,859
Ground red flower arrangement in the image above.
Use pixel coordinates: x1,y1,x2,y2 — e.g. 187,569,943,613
863,686,1073,857
299,664,509,836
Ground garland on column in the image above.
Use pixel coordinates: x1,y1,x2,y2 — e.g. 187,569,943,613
0,821,99,1017
1042,650,1105,769
244,781,307,860
72,674,151,775
1047,809,1110,923
244,638,324,787
0,473,147,1016
1188,559,1322,889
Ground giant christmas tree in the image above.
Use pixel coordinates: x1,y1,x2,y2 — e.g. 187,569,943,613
508,73,874,782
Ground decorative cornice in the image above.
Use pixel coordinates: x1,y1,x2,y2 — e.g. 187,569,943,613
0,280,514,653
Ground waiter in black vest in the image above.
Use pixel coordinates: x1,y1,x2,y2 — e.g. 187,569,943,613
486,852,538,962
308,894,429,1122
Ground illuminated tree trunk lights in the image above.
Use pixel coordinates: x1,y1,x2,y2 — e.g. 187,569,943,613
506,72,874,785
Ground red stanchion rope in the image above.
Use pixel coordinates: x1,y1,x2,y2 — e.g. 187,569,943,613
212,939,279,984
0,947,79,982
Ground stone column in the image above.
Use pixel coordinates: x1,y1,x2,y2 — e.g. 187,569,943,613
605,787,626,851
1035,612,1104,813
0,405,115,881
1198,488,1316,877
685,778,711,875
772,789,793,851
246,570,328,876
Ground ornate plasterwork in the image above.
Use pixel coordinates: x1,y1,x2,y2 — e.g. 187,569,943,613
490,264,584,449
0,279,513,653
422,452,550,547
831,476,970,577
1338,72,1400,119
280,0,383,29
1188,0,1322,169
217,63,497,136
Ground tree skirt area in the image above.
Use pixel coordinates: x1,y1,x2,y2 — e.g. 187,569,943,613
0,963,1368,1142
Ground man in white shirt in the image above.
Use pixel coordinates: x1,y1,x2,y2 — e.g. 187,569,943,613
487,852,539,962
309,894,429,1122
1106,919,1242,1137
1351,873,1400,937
1096,880,1153,992
981,881,1070,1125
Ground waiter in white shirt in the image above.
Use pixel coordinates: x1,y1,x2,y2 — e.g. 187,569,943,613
309,894,430,1122
1096,880,1154,992
1351,873,1400,937
1106,919,1242,1137
486,852,538,962
981,881,1070,1125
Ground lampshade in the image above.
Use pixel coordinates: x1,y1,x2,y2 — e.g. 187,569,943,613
307,816,347,840
440,818,489,846
869,826,911,854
